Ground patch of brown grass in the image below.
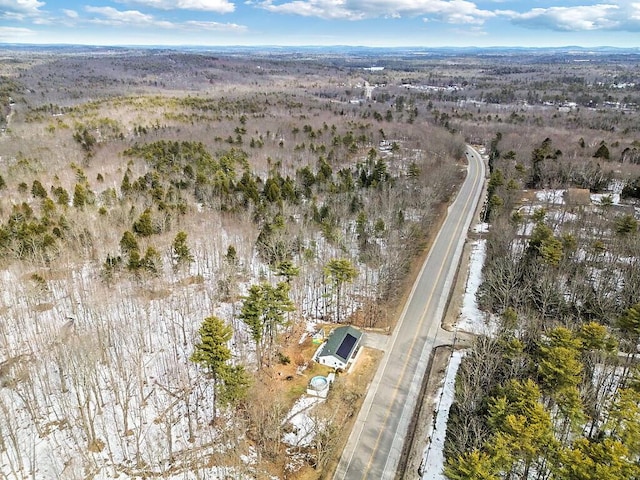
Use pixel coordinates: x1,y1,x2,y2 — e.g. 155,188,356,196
266,326,333,406
33,302,54,312
252,319,384,479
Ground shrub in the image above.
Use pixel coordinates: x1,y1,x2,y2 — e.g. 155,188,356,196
277,352,291,365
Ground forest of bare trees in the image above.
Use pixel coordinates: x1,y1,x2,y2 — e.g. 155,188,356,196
1,45,639,479
0,47,465,479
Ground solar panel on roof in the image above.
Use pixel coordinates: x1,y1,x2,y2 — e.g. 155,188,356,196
336,333,357,360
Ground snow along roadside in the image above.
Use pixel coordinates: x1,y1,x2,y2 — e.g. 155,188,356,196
419,350,466,480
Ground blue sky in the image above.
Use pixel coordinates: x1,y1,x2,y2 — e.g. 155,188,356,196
1,0,639,47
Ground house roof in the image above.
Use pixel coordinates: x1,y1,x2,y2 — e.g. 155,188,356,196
319,326,363,363
565,188,591,206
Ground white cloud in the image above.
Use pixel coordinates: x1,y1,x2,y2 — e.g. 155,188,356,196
85,6,175,28
256,0,495,22
256,0,364,19
0,0,45,20
0,26,35,41
183,20,248,31
508,3,640,32
0,0,44,14
63,9,79,19
413,0,495,24
118,0,235,13
83,6,248,32
254,0,640,32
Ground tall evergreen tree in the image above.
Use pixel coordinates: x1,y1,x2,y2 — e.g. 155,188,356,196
190,316,249,420
133,208,155,237
487,379,557,478
73,183,87,208
239,282,294,369
31,180,48,199
445,450,499,480
171,231,193,270
324,258,358,323
274,260,300,284
554,438,639,480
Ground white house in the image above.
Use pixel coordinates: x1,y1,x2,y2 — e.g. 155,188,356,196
314,326,363,370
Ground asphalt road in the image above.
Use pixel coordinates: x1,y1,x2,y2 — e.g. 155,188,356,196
333,145,486,480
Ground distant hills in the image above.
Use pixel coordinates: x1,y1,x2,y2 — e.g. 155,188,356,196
1,44,639,68
1,43,639,57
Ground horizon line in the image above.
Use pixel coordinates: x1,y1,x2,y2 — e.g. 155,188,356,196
2,42,640,51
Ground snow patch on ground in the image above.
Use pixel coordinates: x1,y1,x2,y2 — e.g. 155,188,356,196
517,205,539,216
591,192,621,205
94,466,258,480
471,222,489,234
549,210,577,223
535,189,566,205
419,350,466,480
517,221,535,237
282,395,324,447
456,239,496,335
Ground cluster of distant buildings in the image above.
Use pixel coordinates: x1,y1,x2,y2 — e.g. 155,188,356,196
402,83,462,92
597,82,636,89
554,100,638,113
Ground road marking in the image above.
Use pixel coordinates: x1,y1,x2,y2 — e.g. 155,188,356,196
356,149,482,479
381,150,484,477
336,148,483,479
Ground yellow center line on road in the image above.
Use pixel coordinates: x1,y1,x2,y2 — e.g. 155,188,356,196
360,152,481,479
